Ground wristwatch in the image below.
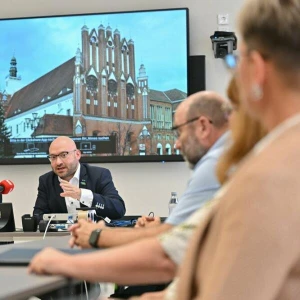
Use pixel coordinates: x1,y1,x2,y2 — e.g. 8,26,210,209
89,228,102,248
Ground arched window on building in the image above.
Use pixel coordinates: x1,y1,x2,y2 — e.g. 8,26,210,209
165,143,171,155
157,143,163,155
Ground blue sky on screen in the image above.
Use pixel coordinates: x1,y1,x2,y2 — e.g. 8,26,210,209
0,9,188,93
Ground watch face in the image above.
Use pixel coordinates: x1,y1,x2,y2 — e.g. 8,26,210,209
126,83,135,98
86,75,98,92
108,79,118,95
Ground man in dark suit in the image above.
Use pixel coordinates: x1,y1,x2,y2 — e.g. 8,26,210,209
33,136,125,222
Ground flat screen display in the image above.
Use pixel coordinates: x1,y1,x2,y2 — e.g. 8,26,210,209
0,8,189,164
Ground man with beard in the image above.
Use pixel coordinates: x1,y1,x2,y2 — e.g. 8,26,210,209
33,136,125,222
68,91,229,249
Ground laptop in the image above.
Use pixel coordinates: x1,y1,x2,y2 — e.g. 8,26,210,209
0,247,97,266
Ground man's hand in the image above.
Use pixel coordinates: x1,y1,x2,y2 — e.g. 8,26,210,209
69,219,106,248
28,247,70,275
135,216,161,228
60,179,81,200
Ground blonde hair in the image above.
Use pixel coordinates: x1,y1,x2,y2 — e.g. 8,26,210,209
238,0,300,73
216,77,266,184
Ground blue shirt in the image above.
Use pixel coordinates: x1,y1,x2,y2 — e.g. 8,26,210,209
165,132,228,225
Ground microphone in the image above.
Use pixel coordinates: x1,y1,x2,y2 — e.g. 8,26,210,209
0,180,14,194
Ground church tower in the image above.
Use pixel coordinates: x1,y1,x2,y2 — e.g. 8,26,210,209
137,64,149,119
73,47,86,136
5,56,22,95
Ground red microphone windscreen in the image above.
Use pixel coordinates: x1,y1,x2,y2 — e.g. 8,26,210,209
0,180,14,194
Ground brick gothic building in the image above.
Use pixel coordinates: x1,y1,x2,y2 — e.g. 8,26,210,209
3,25,187,156
73,25,154,155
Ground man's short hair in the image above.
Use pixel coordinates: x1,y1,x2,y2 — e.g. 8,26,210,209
187,94,228,129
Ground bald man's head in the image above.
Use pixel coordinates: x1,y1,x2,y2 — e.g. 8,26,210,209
48,136,81,181
174,91,229,169
176,91,229,129
49,136,77,152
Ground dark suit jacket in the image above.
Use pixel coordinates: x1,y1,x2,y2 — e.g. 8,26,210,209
33,163,125,222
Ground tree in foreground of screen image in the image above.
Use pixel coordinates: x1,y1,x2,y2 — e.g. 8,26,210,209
0,103,13,158
108,123,134,156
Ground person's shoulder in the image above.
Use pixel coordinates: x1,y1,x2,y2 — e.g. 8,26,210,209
207,133,229,157
196,146,223,169
206,146,225,160
254,124,300,168
233,127,300,188
39,170,55,181
199,133,229,166
81,163,110,173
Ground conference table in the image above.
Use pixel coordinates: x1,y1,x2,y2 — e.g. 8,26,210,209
0,215,151,299
0,233,101,300
0,267,73,300
0,230,70,243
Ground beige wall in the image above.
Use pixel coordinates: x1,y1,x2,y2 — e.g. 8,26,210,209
0,0,243,228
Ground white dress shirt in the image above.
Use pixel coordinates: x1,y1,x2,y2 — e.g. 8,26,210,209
58,164,93,213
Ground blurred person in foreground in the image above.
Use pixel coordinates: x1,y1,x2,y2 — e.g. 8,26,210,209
161,0,300,299
216,73,266,184
126,74,267,300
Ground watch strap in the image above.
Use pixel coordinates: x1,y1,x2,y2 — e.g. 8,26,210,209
89,228,102,248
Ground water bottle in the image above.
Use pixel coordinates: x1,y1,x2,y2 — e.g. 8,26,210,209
168,192,178,215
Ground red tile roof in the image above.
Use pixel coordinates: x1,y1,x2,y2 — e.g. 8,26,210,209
6,57,75,118
33,114,73,136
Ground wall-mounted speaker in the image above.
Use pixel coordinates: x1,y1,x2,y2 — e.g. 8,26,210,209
188,55,206,95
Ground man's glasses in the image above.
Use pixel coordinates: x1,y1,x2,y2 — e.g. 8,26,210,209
172,116,213,138
224,52,269,70
47,150,77,162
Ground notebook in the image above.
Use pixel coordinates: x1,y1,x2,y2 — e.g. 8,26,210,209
0,247,97,266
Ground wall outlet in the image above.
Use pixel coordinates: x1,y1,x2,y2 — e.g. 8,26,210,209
217,14,229,25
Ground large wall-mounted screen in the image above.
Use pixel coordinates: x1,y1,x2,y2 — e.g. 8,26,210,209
0,8,189,164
